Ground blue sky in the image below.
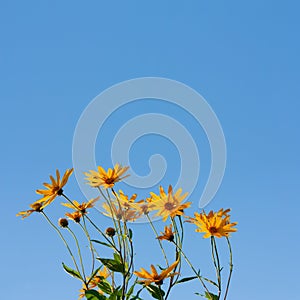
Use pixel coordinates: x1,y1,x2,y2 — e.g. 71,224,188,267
1,1,300,299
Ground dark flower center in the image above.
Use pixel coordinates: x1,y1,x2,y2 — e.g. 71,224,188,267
105,178,115,184
164,202,175,211
74,216,81,223
155,278,164,285
209,226,218,234
168,234,174,242
57,188,63,195
32,203,43,212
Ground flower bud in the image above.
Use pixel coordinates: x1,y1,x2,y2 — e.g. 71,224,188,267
105,227,116,237
58,218,69,228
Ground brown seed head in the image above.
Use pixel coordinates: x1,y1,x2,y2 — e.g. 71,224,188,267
106,227,116,237
58,218,69,228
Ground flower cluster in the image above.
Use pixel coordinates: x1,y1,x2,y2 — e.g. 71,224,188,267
17,164,237,300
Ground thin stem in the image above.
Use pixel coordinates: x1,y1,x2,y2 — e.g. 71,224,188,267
111,188,127,300
82,216,96,274
223,237,233,300
146,214,169,267
41,212,85,286
98,187,122,252
84,215,117,251
165,217,182,300
211,237,221,298
67,227,86,280
62,193,79,209
172,240,212,299
158,284,164,300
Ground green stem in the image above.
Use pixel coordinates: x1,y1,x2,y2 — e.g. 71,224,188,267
67,227,86,280
223,237,233,300
158,284,164,300
82,216,96,273
41,212,85,285
84,215,117,251
211,237,221,298
172,240,212,299
62,193,79,210
146,214,169,267
111,188,127,300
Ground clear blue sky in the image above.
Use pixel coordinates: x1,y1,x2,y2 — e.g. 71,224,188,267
1,1,300,299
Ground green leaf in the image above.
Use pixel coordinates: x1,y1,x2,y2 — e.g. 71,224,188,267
97,258,125,273
108,287,122,300
175,276,197,284
128,228,133,240
126,284,135,299
62,262,82,280
98,279,113,294
146,284,165,300
113,252,122,263
129,284,144,300
204,292,219,300
91,239,114,248
202,277,218,287
85,289,107,300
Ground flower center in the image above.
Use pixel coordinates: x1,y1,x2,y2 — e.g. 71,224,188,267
164,202,175,211
209,226,218,234
51,186,60,193
31,203,43,212
105,178,115,184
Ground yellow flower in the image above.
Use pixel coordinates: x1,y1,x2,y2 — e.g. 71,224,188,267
188,208,237,238
88,266,110,288
129,197,156,215
84,164,129,189
102,201,140,222
134,260,179,286
101,191,141,221
102,197,141,222
35,168,73,208
151,185,191,221
78,267,110,299
157,225,174,242
65,211,82,223
116,190,137,209
16,202,44,219
61,197,99,214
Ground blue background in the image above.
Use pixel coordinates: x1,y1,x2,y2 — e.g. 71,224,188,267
1,1,300,299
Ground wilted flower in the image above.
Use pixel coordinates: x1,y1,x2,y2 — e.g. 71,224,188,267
16,202,44,219
157,225,174,242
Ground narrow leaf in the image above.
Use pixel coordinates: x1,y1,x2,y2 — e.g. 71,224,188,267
113,252,122,263
98,279,113,294
202,277,218,287
62,262,82,280
97,258,125,273
85,289,107,300
91,239,114,248
204,292,219,300
128,228,133,240
146,284,165,300
175,276,197,284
